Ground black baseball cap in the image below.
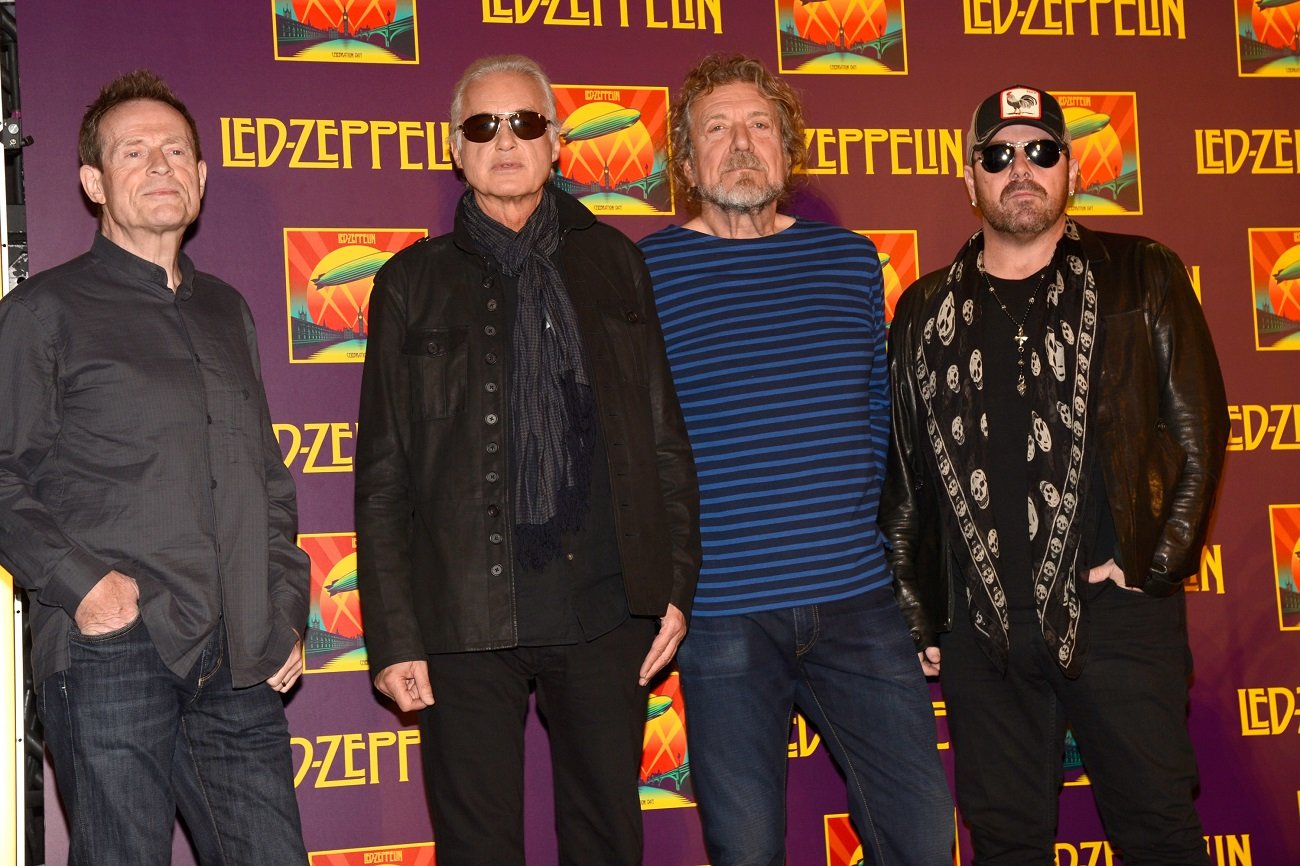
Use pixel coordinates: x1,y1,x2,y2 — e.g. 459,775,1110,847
967,86,1069,161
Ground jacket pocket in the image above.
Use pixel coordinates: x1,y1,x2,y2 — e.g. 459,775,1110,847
598,306,648,387
402,327,468,419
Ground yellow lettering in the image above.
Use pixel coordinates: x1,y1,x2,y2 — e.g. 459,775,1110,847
275,423,302,468
1185,544,1223,594
787,713,821,758
256,117,288,167
397,120,424,169
965,0,994,33
315,119,340,168
369,120,398,169
890,129,913,175
340,120,367,170
221,117,256,167
836,128,863,175
1237,687,1270,735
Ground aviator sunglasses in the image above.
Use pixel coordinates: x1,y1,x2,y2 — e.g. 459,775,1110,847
457,110,553,143
975,139,1067,173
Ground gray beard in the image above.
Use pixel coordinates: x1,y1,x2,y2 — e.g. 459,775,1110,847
695,176,783,214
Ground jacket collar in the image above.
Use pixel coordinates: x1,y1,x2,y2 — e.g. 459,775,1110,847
452,183,596,255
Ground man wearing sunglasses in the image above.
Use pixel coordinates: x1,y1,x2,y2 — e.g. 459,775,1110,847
355,54,699,865
883,85,1228,865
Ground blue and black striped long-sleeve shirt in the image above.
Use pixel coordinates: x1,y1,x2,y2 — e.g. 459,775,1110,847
639,220,892,617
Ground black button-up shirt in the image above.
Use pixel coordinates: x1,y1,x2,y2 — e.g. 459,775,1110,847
0,235,308,687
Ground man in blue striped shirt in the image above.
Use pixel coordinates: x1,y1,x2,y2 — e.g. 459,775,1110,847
639,54,952,865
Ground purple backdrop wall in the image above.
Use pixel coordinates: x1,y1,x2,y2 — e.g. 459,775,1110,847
14,2,1299,864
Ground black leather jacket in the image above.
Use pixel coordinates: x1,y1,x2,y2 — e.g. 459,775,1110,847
881,224,1229,649
355,189,700,671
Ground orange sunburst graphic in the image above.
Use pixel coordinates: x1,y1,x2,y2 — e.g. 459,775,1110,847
1249,228,1300,349
1066,108,1122,191
552,85,671,215
301,533,368,674
1267,245,1300,321
1269,504,1300,630
291,0,396,30
857,230,919,325
309,842,435,865
284,228,426,363
1056,92,1140,215
640,670,693,809
825,814,864,866
559,102,655,187
1250,2,1300,49
794,0,888,45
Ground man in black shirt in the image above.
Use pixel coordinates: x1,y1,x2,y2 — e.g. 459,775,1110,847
0,70,308,863
883,85,1228,865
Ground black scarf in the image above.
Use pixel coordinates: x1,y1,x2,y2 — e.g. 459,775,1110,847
913,220,1100,676
459,186,596,570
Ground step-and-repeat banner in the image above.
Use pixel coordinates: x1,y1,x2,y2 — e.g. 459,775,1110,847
11,2,1298,864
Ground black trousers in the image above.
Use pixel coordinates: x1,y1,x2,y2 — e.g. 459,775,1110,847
419,616,655,866
940,583,1210,866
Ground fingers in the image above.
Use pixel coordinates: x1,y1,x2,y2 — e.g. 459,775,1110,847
918,647,941,677
267,643,303,693
374,661,434,712
638,630,681,686
639,608,687,686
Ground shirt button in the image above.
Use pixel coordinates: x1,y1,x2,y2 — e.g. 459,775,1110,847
486,442,499,454
206,414,213,425
484,325,497,337
566,552,576,561
487,504,500,518
625,311,639,323
485,413,498,425
482,276,494,288
489,532,503,544
486,471,499,483
210,478,218,489
487,298,499,311
485,352,498,365
490,564,503,576
485,382,498,393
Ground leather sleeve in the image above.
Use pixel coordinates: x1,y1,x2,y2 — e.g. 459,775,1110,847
354,255,426,673
881,274,948,648
1141,242,1229,593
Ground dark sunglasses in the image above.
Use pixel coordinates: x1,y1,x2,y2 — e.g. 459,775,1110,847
975,139,1066,173
457,110,553,144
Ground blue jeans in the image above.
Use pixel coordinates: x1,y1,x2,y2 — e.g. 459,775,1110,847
676,588,953,866
38,618,307,865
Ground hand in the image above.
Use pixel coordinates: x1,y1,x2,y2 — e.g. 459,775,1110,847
266,640,303,693
74,570,139,635
374,660,435,712
1086,558,1139,592
639,603,686,686
918,646,941,677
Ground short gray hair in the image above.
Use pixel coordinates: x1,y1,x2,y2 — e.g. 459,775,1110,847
450,54,558,134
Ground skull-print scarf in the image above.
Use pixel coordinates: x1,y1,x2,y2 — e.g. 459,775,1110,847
912,220,1100,677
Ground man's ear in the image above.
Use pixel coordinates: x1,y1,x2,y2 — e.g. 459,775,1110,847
79,164,106,205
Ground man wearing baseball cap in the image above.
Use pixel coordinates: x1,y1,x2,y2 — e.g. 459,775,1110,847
882,85,1227,864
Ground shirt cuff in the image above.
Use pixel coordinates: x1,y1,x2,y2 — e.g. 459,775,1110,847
42,547,115,615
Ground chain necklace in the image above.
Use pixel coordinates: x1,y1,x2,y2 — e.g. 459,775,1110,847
982,267,1048,396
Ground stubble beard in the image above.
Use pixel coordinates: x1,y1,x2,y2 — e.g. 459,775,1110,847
979,180,1067,237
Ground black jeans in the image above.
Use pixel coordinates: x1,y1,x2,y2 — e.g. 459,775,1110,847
940,583,1210,866
419,616,655,866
